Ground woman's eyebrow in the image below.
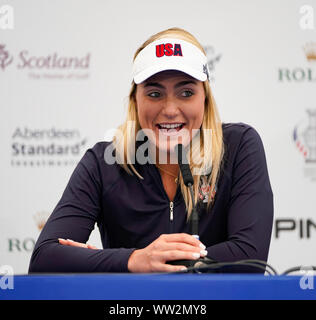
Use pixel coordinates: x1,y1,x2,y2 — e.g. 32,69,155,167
143,80,197,89
174,80,197,88
144,82,164,88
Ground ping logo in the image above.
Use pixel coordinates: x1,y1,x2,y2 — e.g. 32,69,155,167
156,43,183,57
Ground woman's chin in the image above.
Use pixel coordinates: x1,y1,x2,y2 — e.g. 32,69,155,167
157,138,191,151
143,132,192,163
155,141,189,163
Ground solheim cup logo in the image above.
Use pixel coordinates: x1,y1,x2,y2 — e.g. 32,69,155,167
294,109,316,163
293,109,316,180
0,44,13,70
303,110,316,162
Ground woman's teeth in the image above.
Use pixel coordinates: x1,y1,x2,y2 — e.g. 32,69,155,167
158,123,184,131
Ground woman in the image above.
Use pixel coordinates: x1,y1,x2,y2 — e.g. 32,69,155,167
28,27,273,273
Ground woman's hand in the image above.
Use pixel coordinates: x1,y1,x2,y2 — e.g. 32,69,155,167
127,233,208,273
58,238,98,250
58,234,208,273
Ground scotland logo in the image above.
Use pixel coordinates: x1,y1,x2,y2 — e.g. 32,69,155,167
293,109,316,180
0,44,13,70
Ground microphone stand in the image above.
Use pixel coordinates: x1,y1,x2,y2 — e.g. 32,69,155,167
167,144,215,271
187,184,198,237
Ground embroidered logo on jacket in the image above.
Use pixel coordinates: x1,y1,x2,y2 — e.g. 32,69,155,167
199,176,217,203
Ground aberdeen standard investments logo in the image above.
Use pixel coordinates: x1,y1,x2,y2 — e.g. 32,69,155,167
10,127,88,167
0,43,91,80
293,109,316,180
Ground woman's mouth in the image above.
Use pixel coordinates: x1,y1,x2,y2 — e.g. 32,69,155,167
156,123,185,135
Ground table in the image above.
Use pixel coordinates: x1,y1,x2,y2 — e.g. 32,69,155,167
1,274,316,300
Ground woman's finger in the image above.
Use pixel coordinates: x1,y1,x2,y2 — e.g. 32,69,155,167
154,263,187,273
58,238,98,249
87,244,98,250
67,239,88,248
157,242,207,256
160,249,202,262
60,238,86,247
159,233,206,249
58,238,70,245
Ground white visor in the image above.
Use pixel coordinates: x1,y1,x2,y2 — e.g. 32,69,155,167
132,38,210,84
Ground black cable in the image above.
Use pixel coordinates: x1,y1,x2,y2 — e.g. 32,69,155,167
171,258,277,275
195,258,277,275
187,261,272,275
171,259,273,275
234,259,278,275
168,257,316,276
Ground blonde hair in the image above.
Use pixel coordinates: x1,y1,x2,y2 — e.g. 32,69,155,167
113,27,224,216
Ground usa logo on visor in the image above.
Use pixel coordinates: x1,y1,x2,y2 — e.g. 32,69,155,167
156,43,183,57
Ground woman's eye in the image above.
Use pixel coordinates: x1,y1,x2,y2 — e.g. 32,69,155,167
181,90,194,97
148,92,161,98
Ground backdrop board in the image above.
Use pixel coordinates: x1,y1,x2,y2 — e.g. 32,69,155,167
0,0,315,275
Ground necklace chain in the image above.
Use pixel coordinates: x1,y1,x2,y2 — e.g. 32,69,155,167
156,164,179,184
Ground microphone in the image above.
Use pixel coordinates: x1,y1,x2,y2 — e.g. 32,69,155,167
175,144,198,237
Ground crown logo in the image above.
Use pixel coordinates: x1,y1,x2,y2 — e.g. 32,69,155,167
303,42,316,61
33,211,50,230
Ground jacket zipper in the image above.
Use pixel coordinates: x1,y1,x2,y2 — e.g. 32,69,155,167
169,201,174,233
149,164,177,234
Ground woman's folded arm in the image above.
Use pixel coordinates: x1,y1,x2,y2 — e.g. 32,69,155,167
28,145,135,273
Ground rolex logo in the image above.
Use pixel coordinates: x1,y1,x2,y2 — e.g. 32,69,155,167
33,211,50,231
303,42,316,61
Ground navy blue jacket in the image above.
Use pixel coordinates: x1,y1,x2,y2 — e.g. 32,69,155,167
28,123,273,273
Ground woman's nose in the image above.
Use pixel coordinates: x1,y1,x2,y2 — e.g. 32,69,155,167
160,97,179,118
